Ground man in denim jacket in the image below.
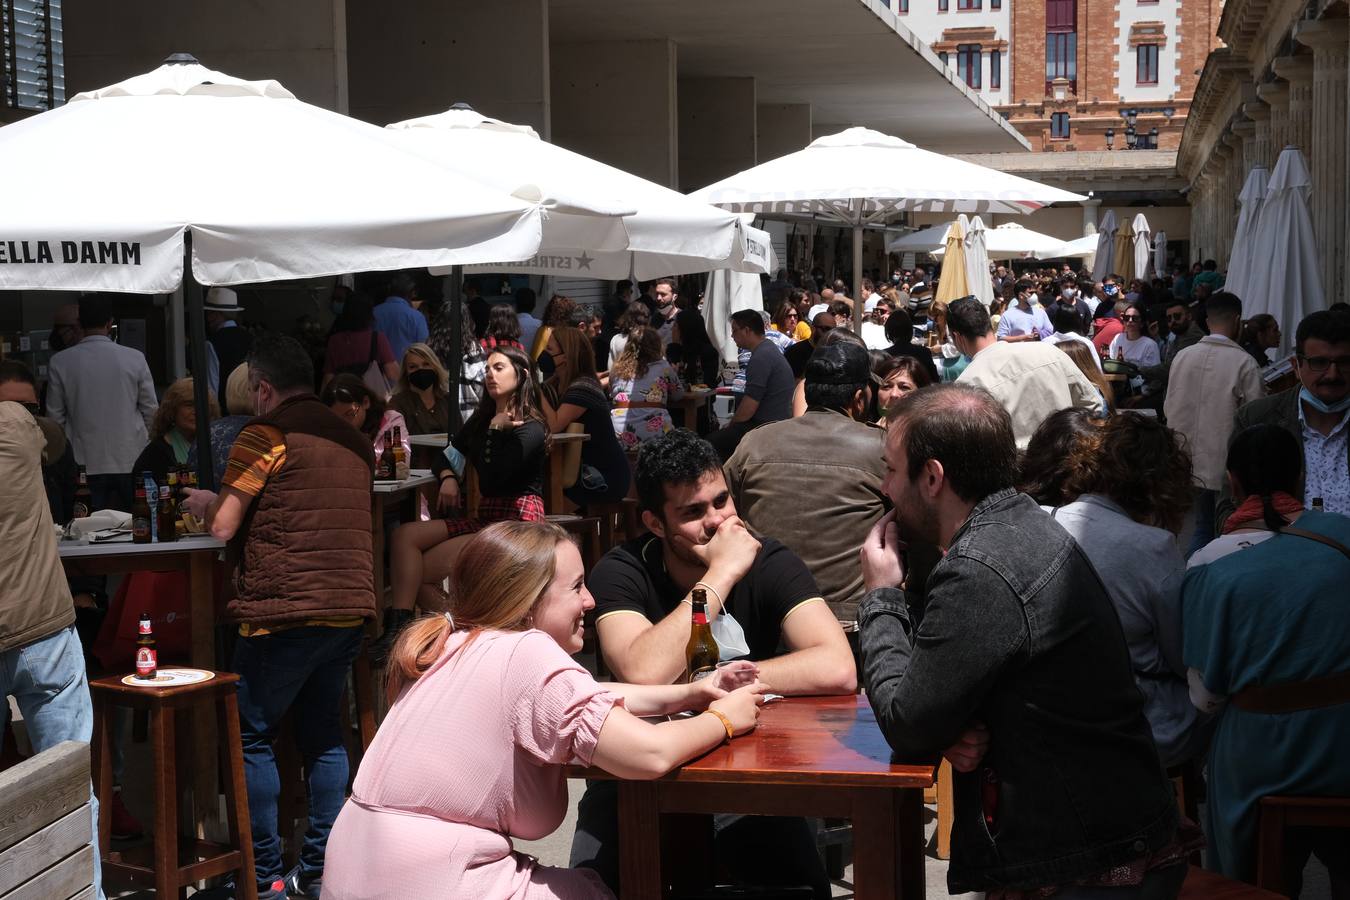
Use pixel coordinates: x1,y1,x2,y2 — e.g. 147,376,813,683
858,383,1183,896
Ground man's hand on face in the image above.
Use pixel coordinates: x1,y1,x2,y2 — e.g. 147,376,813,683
687,515,760,583
861,508,907,592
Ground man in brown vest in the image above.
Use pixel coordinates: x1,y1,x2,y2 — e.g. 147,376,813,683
185,333,374,900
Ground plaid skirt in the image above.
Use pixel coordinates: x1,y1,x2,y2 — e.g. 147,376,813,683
442,493,546,539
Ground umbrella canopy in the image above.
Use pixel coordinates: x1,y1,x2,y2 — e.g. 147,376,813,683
1131,214,1153,283
1223,166,1270,303
690,127,1083,313
1245,147,1324,357
963,216,993,308
387,105,773,278
1091,211,1118,282
0,59,558,293
925,221,1069,260
1153,230,1168,279
935,217,971,306
1054,234,1100,259
888,223,953,254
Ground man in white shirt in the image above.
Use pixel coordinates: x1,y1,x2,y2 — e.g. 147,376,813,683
46,294,157,512
1164,292,1267,556
951,296,1103,449
861,296,892,350
995,279,1054,343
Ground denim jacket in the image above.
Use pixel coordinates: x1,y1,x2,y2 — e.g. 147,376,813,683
858,488,1177,892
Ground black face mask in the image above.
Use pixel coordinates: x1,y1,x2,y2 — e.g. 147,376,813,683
408,369,438,390
536,351,557,377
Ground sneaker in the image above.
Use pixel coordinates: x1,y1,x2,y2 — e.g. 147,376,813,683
109,791,144,841
283,864,322,899
193,879,285,900
260,879,287,900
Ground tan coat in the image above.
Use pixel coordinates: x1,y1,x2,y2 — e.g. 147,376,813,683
0,402,74,653
1163,335,1266,491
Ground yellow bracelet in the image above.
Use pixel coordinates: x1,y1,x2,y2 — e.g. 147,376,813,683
704,708,735,743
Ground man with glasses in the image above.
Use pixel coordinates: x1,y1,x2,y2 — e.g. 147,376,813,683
1164,292,1266,555
1222,308,1350,520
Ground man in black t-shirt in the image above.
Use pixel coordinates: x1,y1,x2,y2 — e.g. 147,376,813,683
784,310,836,380
571,429,854,897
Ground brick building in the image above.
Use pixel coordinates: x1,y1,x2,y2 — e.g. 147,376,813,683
892,0,1222,151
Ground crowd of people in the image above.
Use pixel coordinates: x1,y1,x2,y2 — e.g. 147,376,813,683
1,255,1348,900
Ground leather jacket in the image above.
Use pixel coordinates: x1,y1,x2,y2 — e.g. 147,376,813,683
859,489,1177,891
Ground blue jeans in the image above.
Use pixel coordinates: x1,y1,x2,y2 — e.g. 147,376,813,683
0,625,103,899
232,625,361,888
1189,488,1217,558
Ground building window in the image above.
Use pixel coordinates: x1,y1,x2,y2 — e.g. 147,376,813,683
1136,44,1159,84
1045,0,1077,94
898,0,909,11
2,0,64,111
938,0,948,11
957,44,981,88
1050,112,1070,139
938,51,948,66
991,0,1001,7
958,0,981,8
990,49,1002,89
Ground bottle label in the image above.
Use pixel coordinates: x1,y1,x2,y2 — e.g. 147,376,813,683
692,612,709,625
72,502,90,519
138,619,152,635
132,516,151,539
135,646,157,677
689,667,716,682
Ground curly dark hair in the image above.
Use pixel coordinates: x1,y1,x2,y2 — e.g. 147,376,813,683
1020,408,1104,508
1070,413,1194,532
634,428,722,518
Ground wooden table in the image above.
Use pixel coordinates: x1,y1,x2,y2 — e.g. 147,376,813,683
571,694,934,900
672,388,714,433
408,432,448,449
59,535,227,838
370,470,437,610
544,431,589,514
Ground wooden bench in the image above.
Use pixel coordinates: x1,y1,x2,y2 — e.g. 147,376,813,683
1257,795,1350,895
0,740,96,900
1181,866,1284,900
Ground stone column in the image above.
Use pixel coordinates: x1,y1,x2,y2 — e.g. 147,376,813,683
1233,118,1259,177
1295,18,1350,305
1220,133,1244,267
1243,101,1273,171
1081,197,1102,236
1257,82,1291,160
1273,55,1316,165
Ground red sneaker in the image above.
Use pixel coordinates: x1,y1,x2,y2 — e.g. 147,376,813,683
109,791,144,841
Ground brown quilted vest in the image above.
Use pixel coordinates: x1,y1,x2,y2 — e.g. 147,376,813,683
226,394,376,627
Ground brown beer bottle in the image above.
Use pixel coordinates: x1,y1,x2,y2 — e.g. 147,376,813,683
685,589,719,682
131,483,153,544
135,612,158,680
157,482,178,542
72,465,92,519
376,430,396,480
392,425,409,481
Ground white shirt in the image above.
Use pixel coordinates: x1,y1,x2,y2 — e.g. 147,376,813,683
1046,331,1103,370
46,335,158,475
861,321,891,350
1299,402,1350,514
1108,333,1162,367
957,340,1104,449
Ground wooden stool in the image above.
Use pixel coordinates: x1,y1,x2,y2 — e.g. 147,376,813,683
589,498,641,550
90,671,256,900
1256,795,1350,894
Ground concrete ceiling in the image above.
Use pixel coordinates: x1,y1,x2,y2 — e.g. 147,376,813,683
549,0,1029,154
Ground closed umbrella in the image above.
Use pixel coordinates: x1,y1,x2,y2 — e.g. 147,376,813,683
1223,166,1270,303
964,216,993,307
1153,230,1168,279
1245,147,1324,357
936,216,971,305
703,269,764,365
1091,210,1118,282
1113,225,1134,283
1131,214,1153,283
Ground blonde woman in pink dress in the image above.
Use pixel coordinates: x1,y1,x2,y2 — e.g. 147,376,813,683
322,521,764,900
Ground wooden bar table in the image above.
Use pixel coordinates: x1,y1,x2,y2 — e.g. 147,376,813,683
59,534,227,838
370,468,437,610
672,387,714,434
570,694,934,900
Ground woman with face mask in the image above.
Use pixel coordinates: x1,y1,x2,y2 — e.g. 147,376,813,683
391,343,452,437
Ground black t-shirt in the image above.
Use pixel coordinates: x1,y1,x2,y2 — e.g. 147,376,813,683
561,379,629,486
588,533,823,662
883,341,940,384
784,340,815,380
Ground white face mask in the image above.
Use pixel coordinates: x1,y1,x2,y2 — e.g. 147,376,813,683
1027,293,1038,306
1062,287,1076,300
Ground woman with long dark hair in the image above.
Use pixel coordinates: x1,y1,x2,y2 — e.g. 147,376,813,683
482,302,525,354
540,326,631,507
608,326,681,451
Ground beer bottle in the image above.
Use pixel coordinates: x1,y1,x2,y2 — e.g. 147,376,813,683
157,483,178,542
72,465,92,519
392,425,409,481
131,483,153,544
685,589,719,682
376,430,396,480
135,613,158,680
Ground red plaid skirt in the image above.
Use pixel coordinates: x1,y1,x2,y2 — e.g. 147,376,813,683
442,493,546,539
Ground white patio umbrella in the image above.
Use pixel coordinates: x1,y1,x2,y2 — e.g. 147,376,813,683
1054,234,1100,259
690,127,1084,324
0,58,559,293
1091,210,1118,282
929,221,1069,260
1131,214,1153,282
1153,230,1168,279
386,105,773,278
1222,166,1270,303
1245,147,1324,357
703,269,764,364
887,223,953,254
963,216,993,307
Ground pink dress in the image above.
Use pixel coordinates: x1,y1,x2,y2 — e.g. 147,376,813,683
323,629,620,899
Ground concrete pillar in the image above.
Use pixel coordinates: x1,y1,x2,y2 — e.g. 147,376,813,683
1242,101,1272,171
1218,134,1243,266
1257,82,1291,160
756,103,812,163
62,0,348,110
551,40,678,188
1295,18,1350,305
1081,198,1102,236
347,0,549,132
678,77,757,192
1273,55,1316,161
1233,119,1259,177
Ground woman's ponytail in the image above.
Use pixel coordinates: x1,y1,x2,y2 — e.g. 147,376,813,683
385,614,455,706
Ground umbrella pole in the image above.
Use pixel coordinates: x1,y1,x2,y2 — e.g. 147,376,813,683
853,223,864,334
445,266,464,435
183,236,216,491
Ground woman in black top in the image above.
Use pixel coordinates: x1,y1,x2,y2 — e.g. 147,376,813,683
132,377,217,484
540,325,630,508
381,346,549,653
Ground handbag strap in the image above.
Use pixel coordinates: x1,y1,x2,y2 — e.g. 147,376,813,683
1276,525,1350,561
368,329,380,364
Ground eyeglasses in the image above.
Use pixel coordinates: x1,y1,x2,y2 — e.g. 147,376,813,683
333,387,361,404
1297,355,1350,373
1121,315,1142,322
